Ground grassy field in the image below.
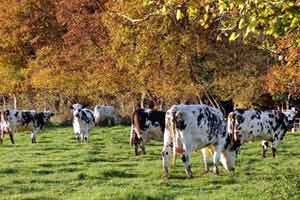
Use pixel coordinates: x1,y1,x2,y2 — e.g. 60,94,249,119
0,125,299,200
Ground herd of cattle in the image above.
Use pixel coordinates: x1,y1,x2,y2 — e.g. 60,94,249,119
0,103,298,178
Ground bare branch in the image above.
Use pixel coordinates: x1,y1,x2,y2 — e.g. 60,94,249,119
107,11,159,25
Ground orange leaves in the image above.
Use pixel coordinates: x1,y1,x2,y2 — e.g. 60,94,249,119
266,65,300,96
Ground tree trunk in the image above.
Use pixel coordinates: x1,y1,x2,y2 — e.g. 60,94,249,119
13,94,17,109
2,96,6,109
44,100,47,111
286,93,291,110
140,92,146,109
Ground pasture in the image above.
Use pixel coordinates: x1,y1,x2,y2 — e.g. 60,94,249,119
0,126,299,200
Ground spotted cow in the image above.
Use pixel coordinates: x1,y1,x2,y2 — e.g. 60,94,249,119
162,104,237,178
130,108,165,155
71,104,95,143
0,110,13,144
94,105,120,126
227,108,298,158
0,109,54,144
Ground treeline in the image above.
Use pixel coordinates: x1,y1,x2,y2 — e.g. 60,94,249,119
0,0,300,117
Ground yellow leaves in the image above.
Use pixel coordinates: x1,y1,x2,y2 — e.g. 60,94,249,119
266,65,300,96
176,9,183,21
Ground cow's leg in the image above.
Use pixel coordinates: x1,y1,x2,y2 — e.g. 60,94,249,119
84,130,89,143
134,143,139,155
201,148,209,173
271,141,278,159
162,128,172,178
213,144,223,175
261,140,269,158
0,130,4,144
162,145,171,178
172,145,177,167
31,129,39,143
9,132,14,144
139,138,146,154
182,151,193,178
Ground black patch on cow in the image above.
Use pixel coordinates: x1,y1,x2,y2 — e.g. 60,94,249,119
236,115,244,124
273,112,287,133
132,109,165,132
80,109,95,124
197,109,205,126
269,121,273,127
175,119,186,130
268,114,274,118
181,155,187,163
235,109,245,114
21,112,34,127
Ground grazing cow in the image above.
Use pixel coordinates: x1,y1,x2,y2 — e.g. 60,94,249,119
94,105,120,126
0,110,13,144
162,104,237,178
227,108,297,158
71,104,95,143
130,108,165,155
1,109,54,144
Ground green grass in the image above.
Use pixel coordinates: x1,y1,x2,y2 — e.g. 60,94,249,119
0,126,300,200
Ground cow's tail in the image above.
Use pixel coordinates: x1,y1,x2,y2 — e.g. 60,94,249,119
227,112,236,147
227,112,241,151
129,110,142,146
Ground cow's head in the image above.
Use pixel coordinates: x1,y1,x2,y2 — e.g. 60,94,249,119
70,104,85,118
43,111,55,123
220,148,237,171
283,107,298,125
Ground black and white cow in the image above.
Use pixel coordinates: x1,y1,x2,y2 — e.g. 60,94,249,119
70,104,95,143
130,108,165,155
94,105,120,126
227,108,297,158
162,104,237,178
0,110,13,144
0,109,54,144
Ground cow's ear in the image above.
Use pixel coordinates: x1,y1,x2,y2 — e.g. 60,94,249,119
69,105,74,110
50,112,55,117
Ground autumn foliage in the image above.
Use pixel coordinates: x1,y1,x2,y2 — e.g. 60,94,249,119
0,0,299,114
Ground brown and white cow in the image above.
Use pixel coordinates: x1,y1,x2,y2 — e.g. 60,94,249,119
0,110,13,144
130,108,165,155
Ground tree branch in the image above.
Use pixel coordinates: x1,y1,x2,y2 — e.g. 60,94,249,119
107,11,159,25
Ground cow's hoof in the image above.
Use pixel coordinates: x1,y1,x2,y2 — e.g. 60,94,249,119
213,167,219,175
186,173,193,178
163,168,169,178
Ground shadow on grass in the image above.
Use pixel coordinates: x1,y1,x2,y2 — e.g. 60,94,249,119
23,197,58,200
60,167,81,173
32,169,54,175
122,193,175,200
102,169,137,178
0,168,18,174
